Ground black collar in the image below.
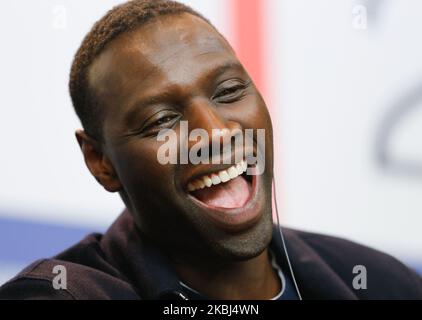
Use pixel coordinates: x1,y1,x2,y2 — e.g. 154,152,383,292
100,210,357,300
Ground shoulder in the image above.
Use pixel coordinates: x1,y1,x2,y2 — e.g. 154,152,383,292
0,259,75,299
0,234,139,300
284,228,422,299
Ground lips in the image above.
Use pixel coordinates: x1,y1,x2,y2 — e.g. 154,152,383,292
185,161,262,231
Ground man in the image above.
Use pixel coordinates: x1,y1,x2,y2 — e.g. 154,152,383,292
0,0,421,300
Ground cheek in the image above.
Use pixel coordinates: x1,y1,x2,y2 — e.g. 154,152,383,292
240,97,273,146
111,142,174,199
253,96,273,130
247,97,274,174
233,94,272,129
224,95,273,160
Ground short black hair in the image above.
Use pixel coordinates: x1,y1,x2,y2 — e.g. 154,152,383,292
69,0,213,140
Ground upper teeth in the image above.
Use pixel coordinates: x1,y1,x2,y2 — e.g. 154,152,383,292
187,160,248,192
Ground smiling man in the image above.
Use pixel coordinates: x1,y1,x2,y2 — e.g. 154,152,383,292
1,0,421,300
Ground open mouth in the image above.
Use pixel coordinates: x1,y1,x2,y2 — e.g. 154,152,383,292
186,160,254,210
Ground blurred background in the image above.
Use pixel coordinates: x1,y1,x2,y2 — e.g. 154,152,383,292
1,0,421,285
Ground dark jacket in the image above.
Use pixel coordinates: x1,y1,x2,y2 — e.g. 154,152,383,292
0,210,421,300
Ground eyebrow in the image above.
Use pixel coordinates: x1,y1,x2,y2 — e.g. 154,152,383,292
204,60,244,85
124,60,244,120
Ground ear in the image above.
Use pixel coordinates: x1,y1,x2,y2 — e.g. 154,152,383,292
75,129,122,192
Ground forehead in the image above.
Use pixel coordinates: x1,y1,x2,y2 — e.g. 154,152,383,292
88,13,237,106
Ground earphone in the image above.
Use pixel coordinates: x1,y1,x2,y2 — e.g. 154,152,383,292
272,176,303,300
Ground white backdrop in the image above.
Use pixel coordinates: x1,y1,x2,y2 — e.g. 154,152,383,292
269,0,422,263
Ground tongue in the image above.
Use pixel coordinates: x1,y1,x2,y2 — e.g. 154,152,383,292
191,175,252,209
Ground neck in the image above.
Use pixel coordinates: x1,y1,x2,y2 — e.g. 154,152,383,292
169,248,281,300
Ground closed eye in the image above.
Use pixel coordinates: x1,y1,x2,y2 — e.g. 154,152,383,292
152,115,177,127
141,112,181,135
212,80,251,103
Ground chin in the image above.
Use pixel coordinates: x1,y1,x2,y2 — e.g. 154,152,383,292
203,209,274,261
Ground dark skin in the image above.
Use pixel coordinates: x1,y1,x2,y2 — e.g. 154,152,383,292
76,13,278,299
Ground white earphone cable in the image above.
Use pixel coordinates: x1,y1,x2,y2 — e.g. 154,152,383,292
273,176,303,300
